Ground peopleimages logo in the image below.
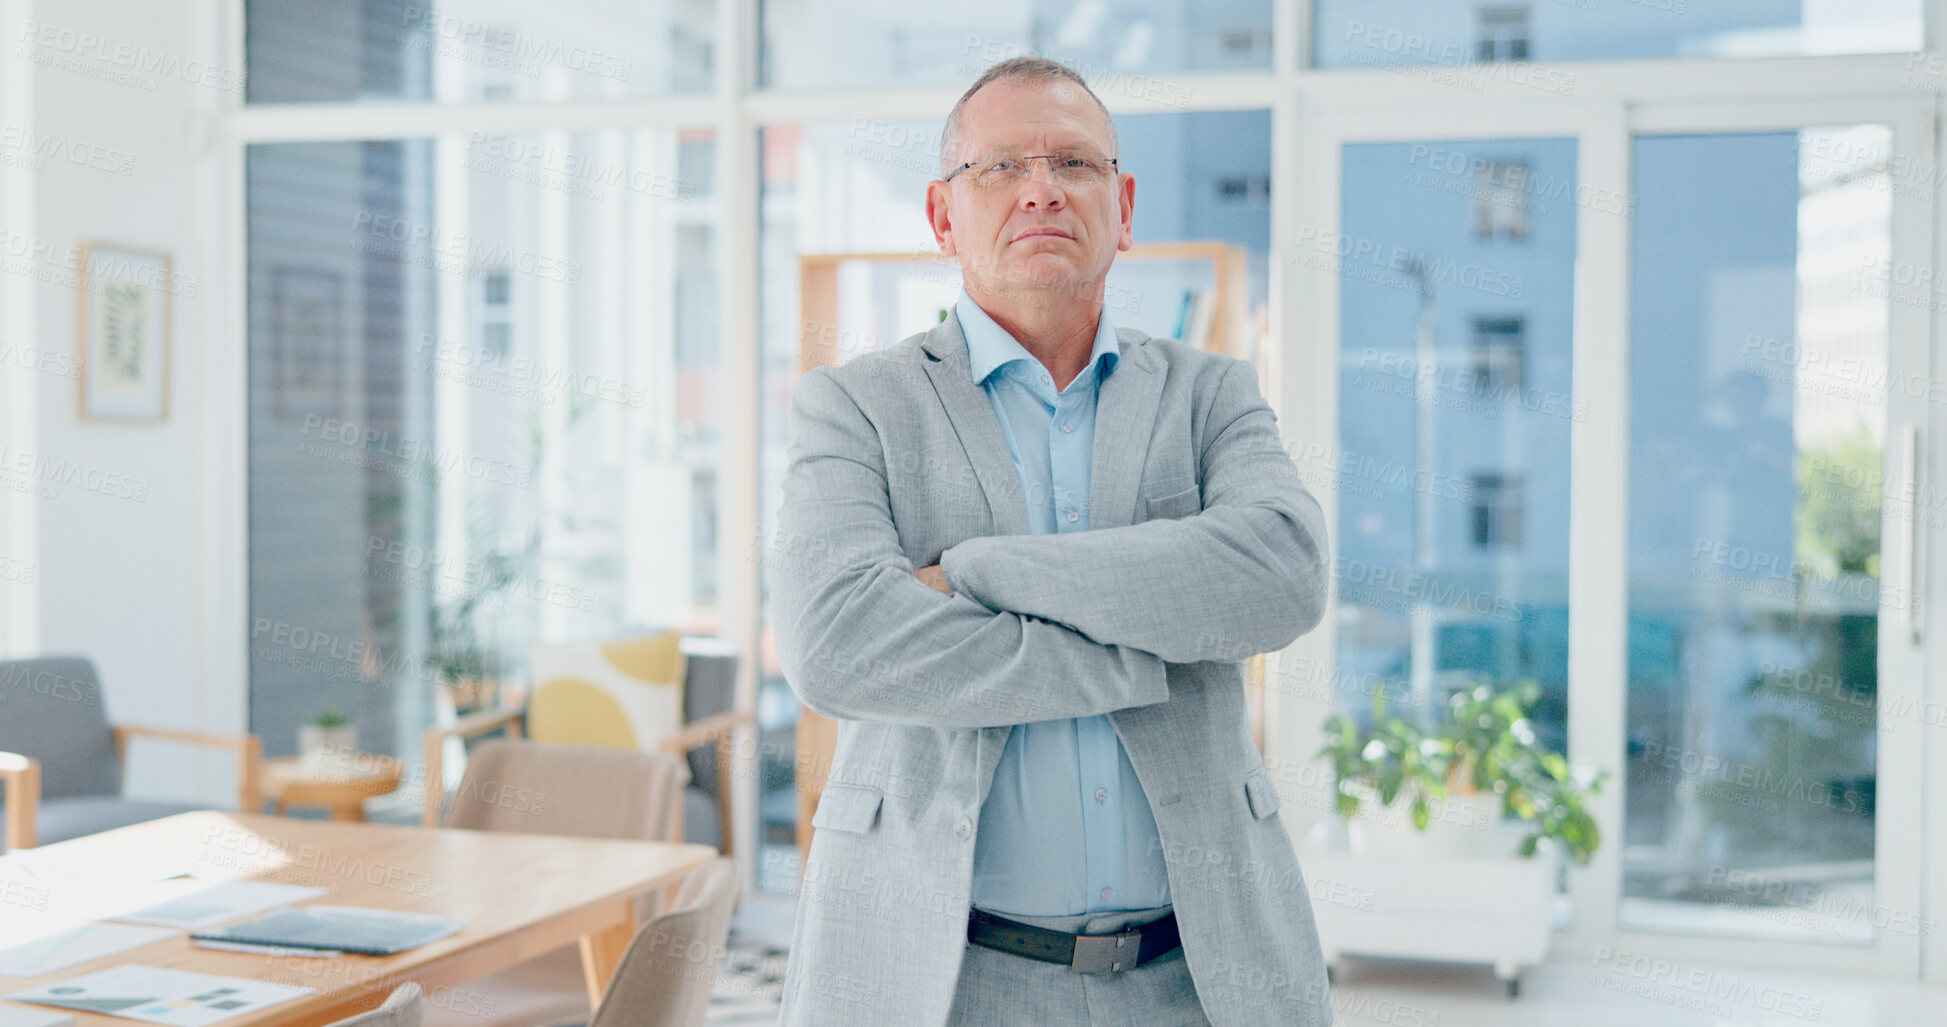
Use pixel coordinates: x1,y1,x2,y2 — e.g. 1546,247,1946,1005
0,125,136,176
298,415,531,489
14,20,247,93
0,445,149,502
398,7,632,81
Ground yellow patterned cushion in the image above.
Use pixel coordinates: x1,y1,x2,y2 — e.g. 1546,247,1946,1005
527,633,686,751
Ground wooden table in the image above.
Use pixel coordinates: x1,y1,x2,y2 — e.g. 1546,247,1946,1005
259,755,403,821
0,811,717,1025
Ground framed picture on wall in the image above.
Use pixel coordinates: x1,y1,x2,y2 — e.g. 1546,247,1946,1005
76,241,173,422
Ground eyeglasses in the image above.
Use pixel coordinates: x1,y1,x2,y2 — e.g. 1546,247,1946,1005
945,152,1120,188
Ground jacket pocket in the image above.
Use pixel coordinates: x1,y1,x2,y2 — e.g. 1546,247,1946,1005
1143,483,1202,521
1243,767,1282,820
811,783,884,833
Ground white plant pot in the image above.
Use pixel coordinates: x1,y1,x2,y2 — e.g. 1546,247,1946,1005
1301,820,1559,997
1374,795,1522,858
298,724,358,773
1339,785,1524,859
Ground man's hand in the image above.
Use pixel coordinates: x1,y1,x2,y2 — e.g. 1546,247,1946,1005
915,563,952,594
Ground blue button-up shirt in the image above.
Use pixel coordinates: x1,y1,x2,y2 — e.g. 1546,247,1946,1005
955,290,1173,917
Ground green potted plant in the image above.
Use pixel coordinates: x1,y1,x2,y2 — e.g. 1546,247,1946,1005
418,398,597,719
1307,678,1608,997
1317,679,1607,865
426,568,516,717
298,708,356,770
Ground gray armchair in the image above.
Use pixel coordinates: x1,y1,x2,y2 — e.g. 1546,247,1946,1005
674,645,744,855
0,656,261,852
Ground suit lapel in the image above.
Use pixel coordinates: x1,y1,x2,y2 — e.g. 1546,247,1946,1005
919,318,1024,800
920,317,1031,538
1089,333,1169,794
1090,328,1163,531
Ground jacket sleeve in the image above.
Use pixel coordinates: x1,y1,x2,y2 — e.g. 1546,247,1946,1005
766,365,1169,729
939,358,1329,665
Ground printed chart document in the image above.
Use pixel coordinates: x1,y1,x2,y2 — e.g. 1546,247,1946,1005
5,966,311,1026
0,919,177,978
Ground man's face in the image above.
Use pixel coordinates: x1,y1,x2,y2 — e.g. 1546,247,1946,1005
926,78,1135,302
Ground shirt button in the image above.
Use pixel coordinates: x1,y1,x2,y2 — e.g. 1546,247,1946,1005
955,816,972,839
1094,787,1108,802
1066,510,1079,523
1100,886,1113,901
1062,421,1075,432
1040,374,1051,385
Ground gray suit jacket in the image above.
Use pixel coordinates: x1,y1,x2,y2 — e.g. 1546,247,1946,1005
766,313,1334,1026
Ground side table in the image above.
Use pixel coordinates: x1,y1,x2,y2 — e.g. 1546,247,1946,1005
259,753,404,822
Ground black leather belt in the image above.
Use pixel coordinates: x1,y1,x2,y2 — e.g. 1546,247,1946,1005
967,907,1182,974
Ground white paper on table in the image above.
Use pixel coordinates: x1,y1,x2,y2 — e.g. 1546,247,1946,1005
0,1003,79,1027
98,881,329,930
5,965,312,1026
0,920,177,978
4,851,194,885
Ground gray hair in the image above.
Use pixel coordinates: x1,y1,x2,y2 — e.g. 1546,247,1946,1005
939,56,1118,178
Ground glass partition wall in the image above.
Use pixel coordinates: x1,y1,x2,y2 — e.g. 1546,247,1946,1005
226,1,1944,978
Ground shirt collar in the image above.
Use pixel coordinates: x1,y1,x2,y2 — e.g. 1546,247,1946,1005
954,289,1120,390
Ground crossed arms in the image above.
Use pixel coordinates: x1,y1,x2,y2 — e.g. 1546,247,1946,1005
766,358,1328,731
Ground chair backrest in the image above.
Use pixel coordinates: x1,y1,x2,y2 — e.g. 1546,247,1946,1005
443,737,689,841
679,643,738,794
328,982,422,1027
589,857,740,1027
0,657,119,799
444,739,689,921
527,635,685,751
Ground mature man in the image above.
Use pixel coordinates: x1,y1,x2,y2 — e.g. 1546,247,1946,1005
768,56,1333,1026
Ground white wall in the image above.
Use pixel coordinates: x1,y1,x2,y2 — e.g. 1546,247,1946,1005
5,0,242,806
1,1,41,660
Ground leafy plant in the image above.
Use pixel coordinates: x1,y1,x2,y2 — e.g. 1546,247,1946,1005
424,501,533,687
1318,679,1608,866
420,397,598,703
312,708,351,729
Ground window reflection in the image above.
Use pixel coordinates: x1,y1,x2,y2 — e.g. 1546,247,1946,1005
1326,138,1577,758
1623,127,1891,943
247,131,718,787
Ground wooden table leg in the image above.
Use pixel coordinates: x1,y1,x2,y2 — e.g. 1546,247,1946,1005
579,903,637,1009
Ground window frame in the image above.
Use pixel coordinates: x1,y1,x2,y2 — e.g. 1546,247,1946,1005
190,0,1947,976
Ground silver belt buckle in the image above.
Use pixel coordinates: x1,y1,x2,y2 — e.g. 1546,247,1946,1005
1069,927,1143,973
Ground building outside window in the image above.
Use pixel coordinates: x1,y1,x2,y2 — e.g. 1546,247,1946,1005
1476,6,1532,61
1470,474,1525,547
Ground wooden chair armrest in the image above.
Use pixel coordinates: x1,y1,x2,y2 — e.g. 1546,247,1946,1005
421,705,527,827
435,705,529,744
655,709,757,858
111,725,263,816
0,751,42,850
655,709,757,755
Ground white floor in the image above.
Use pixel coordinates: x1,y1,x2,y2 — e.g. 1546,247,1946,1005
1327,955,1942,1026
726,891,1947,1026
